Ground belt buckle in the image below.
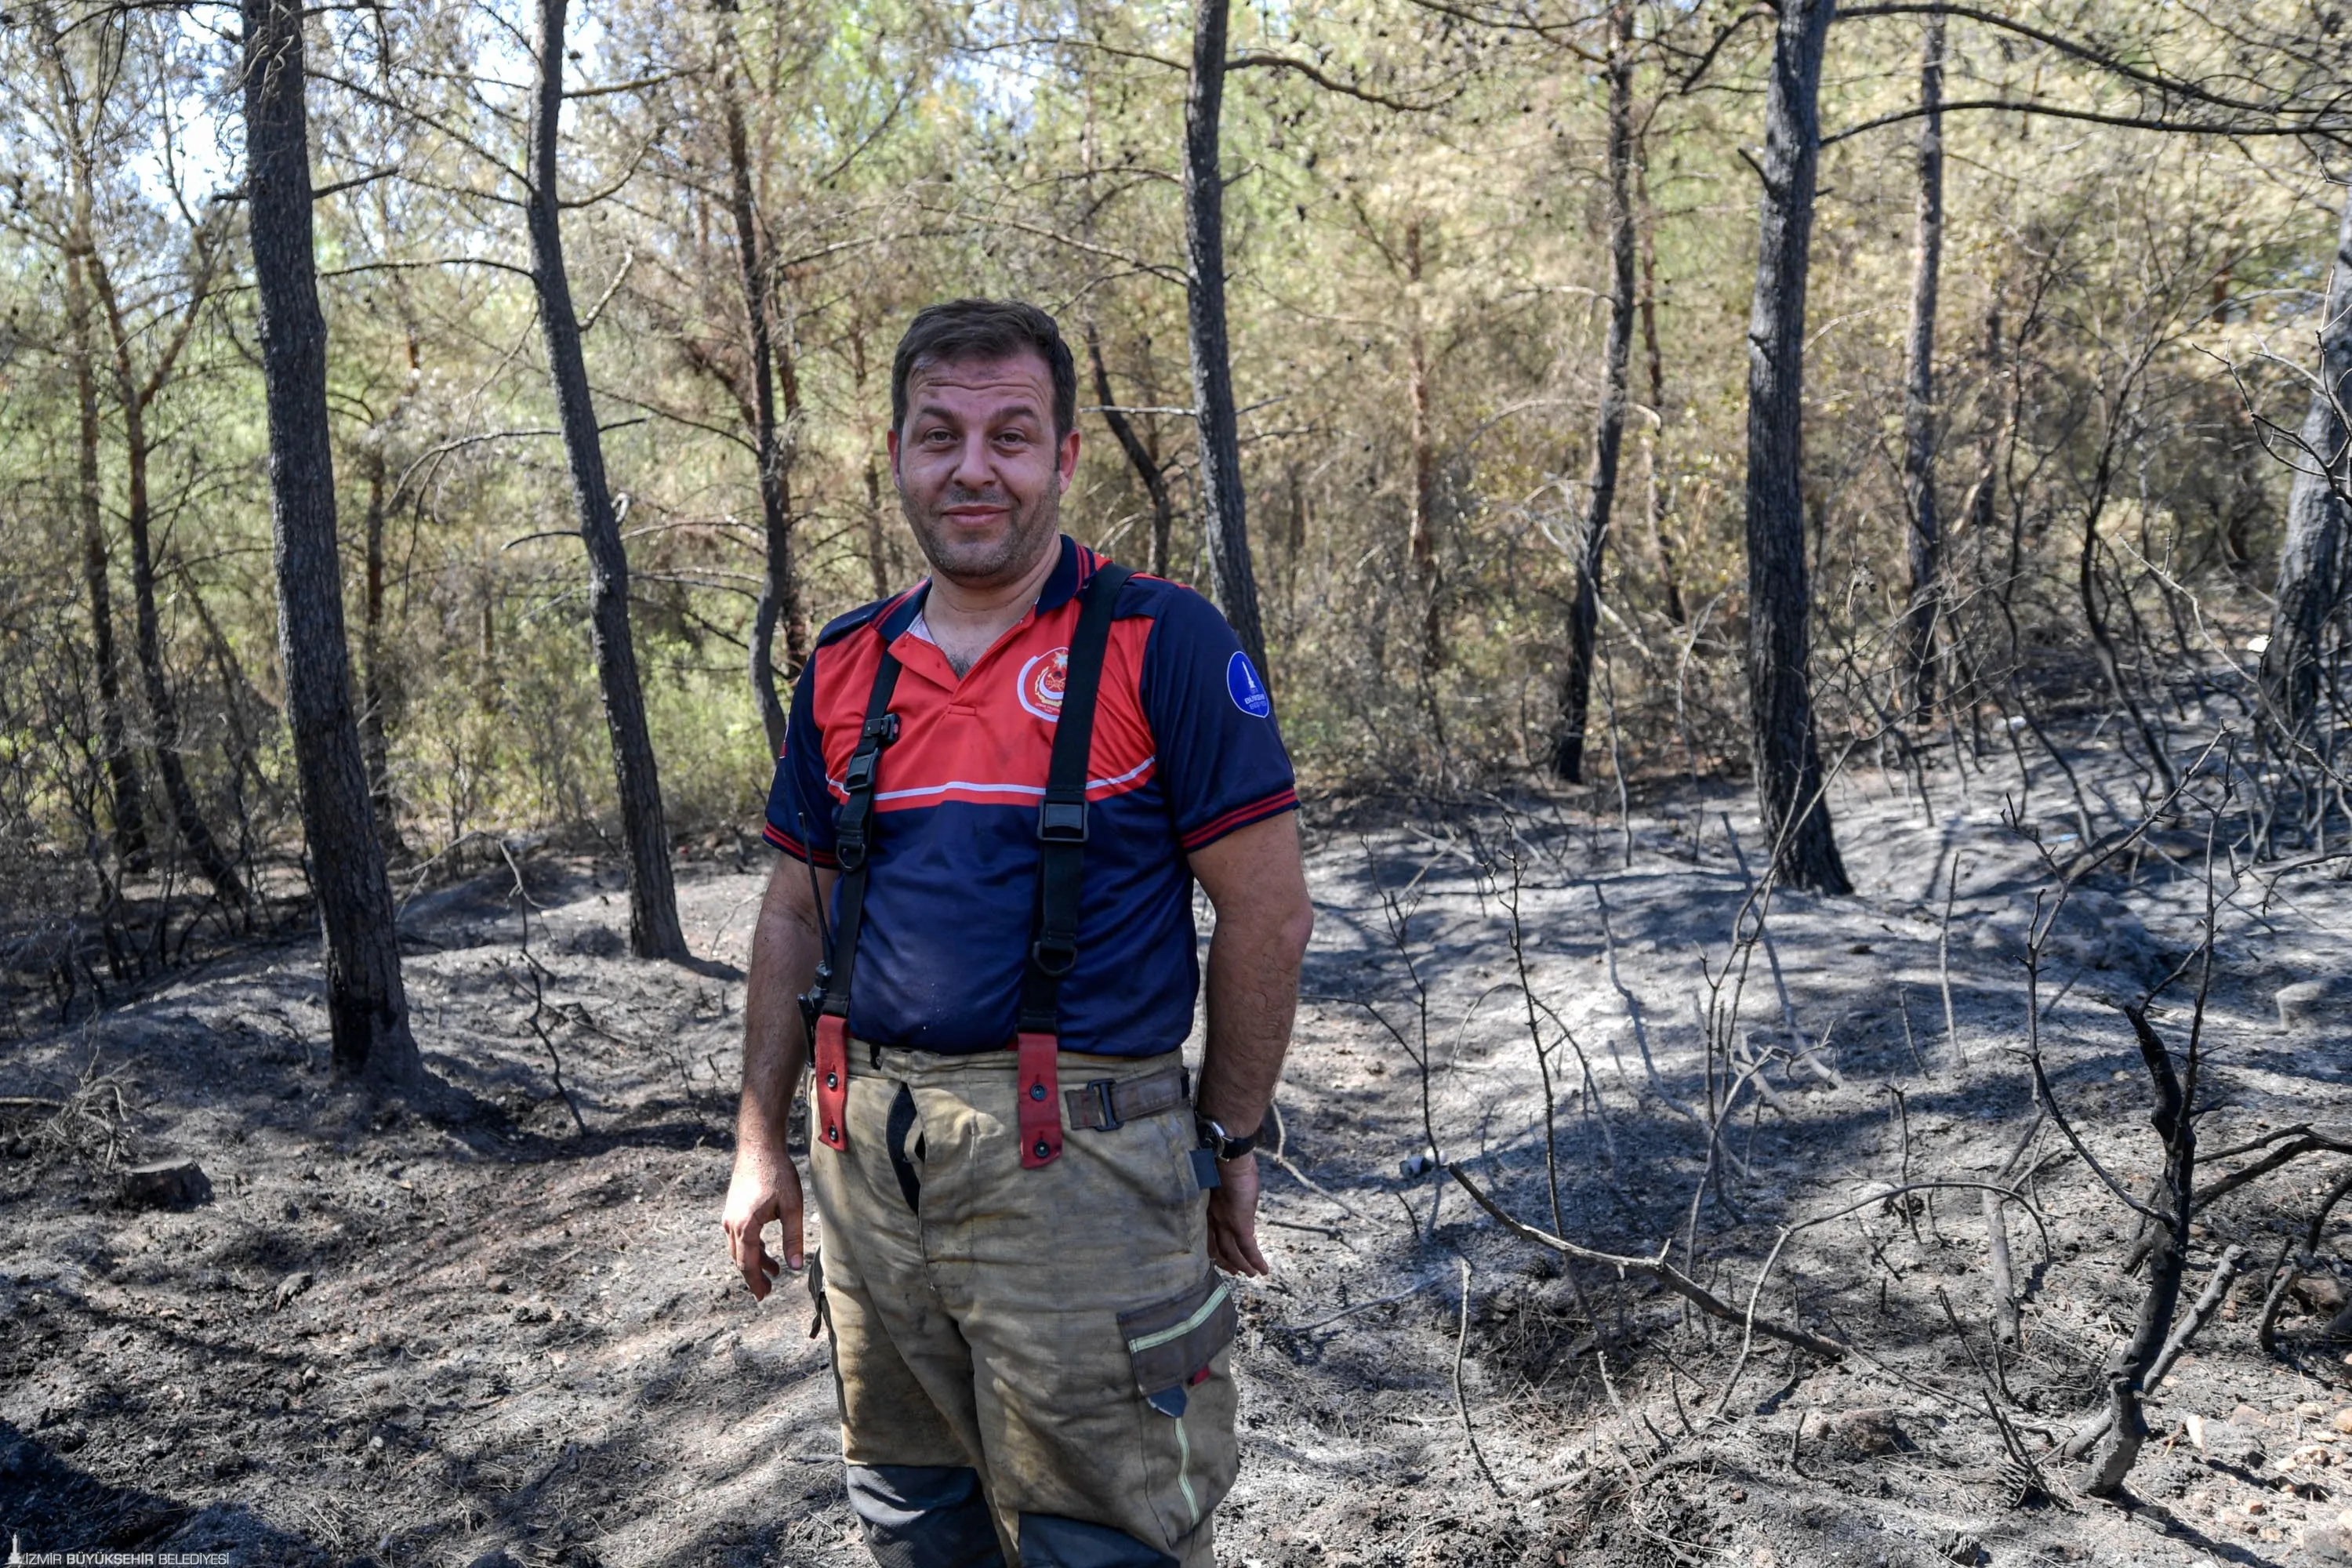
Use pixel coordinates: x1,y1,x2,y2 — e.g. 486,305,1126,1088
1087,1078,1121,1132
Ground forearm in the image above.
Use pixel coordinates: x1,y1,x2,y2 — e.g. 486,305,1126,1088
738,870,826,1150
1187,813,1314,1138
1194,905,1309,1135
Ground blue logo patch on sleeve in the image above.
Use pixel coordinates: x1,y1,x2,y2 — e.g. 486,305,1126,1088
1226,652,1272,717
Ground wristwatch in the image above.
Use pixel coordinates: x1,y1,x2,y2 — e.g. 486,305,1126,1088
1195,1111,1272,1163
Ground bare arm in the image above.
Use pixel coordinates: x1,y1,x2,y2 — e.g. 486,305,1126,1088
1187,811,1315,1276
721,854,836,1298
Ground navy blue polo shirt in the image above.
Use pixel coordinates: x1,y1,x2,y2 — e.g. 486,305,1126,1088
764,537,1298,1058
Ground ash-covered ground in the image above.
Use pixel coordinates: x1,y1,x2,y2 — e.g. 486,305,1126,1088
5,729,2350,1568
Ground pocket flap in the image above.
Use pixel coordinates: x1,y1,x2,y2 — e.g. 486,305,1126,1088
1117,1272,1238,1395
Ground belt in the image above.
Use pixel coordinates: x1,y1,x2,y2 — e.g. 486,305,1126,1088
1064,1065,1189,1133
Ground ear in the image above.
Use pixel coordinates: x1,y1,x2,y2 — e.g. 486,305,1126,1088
886,427,902,488
1055,427,1081,493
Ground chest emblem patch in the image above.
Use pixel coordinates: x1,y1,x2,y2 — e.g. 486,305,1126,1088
1018,648,1070,721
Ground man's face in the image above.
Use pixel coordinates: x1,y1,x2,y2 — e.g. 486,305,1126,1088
889,350,1080,590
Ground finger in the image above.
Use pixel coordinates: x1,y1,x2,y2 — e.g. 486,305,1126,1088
1209,1216,1258,1277
731,1227,773,1300
781,1180,805,1272
1213,1214,1256,1277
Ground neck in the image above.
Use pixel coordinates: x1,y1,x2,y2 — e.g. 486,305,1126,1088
924,535,1062,630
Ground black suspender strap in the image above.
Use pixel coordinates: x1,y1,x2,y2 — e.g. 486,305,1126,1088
1012,563,1131,1169
811,647,902,1155
825,653,903,1019
1018,562,1132,1036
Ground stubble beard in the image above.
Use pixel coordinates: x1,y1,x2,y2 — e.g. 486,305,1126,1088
904,481,1062,591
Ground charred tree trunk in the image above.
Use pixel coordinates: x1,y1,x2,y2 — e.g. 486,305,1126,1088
1635,140,1684,630
719,0,804,756
1898,14,1946,720
1405,220,1444,671
1281,459,1305,605
358,313,419,857
240,0,426,1087
2259,185,2352,742
1554,0,1637,784
863,456,891,594
67,248,149,871
358,442,406,857
118,363,247,907
1087,322,1176,577
2082,1007,2196,1494
525,0,688,960
1742,0,1849,894
1149,426,1174,579
1183,0,1269,673
851,324,893,597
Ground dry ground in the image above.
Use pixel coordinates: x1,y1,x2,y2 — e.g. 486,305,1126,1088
5,728,2352,1568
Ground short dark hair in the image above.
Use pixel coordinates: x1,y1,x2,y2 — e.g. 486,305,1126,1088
891,298,1078,439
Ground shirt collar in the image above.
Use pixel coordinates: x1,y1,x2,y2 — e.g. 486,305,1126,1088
1036,534,1094,613
873,534,1092,645
875,583,928,644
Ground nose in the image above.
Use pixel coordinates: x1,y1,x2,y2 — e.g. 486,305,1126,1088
950,428,995,493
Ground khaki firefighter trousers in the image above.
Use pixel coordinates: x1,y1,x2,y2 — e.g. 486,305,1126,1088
808,1041,1239,1568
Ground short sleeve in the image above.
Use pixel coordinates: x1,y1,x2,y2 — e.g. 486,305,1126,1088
763,658,837,865
1139,589,1299,851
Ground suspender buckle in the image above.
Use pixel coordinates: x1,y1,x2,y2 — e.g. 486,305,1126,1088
842,750,881,793
1036,800,1089,843
1029,936,1078,978
1087,1078,1122,1132
834,826,868,871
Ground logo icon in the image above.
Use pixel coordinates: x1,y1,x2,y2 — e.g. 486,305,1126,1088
1226,652,1272,717
1018,648,1069,721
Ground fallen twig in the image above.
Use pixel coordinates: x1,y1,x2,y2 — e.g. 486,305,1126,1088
1264,1101,1366,1219
1940,854,1966,1070
1269,1273,1446,1335
1446,1160,1850,1361
1454,1258,1505,1497
1985,1110,2047,1344
2259,1166,2352,1352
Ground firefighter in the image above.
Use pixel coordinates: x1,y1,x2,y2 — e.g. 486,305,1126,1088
722,298,1314,1567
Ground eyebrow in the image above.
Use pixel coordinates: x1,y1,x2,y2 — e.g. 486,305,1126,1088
910,398,1045,427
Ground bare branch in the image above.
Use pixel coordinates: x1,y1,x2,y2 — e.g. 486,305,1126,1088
1226,51,1454,112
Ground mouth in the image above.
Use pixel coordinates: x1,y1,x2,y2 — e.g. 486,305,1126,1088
940,504,1011,526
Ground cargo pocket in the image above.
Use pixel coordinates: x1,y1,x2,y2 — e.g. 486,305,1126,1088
1119,1272,1240,1542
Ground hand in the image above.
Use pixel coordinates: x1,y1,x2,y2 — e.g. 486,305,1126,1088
721,1139,804,1301
1207,1152,1269,1276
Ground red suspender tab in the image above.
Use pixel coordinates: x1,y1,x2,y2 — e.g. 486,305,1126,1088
815,1014,851,1151
1016,1030,1062,1168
